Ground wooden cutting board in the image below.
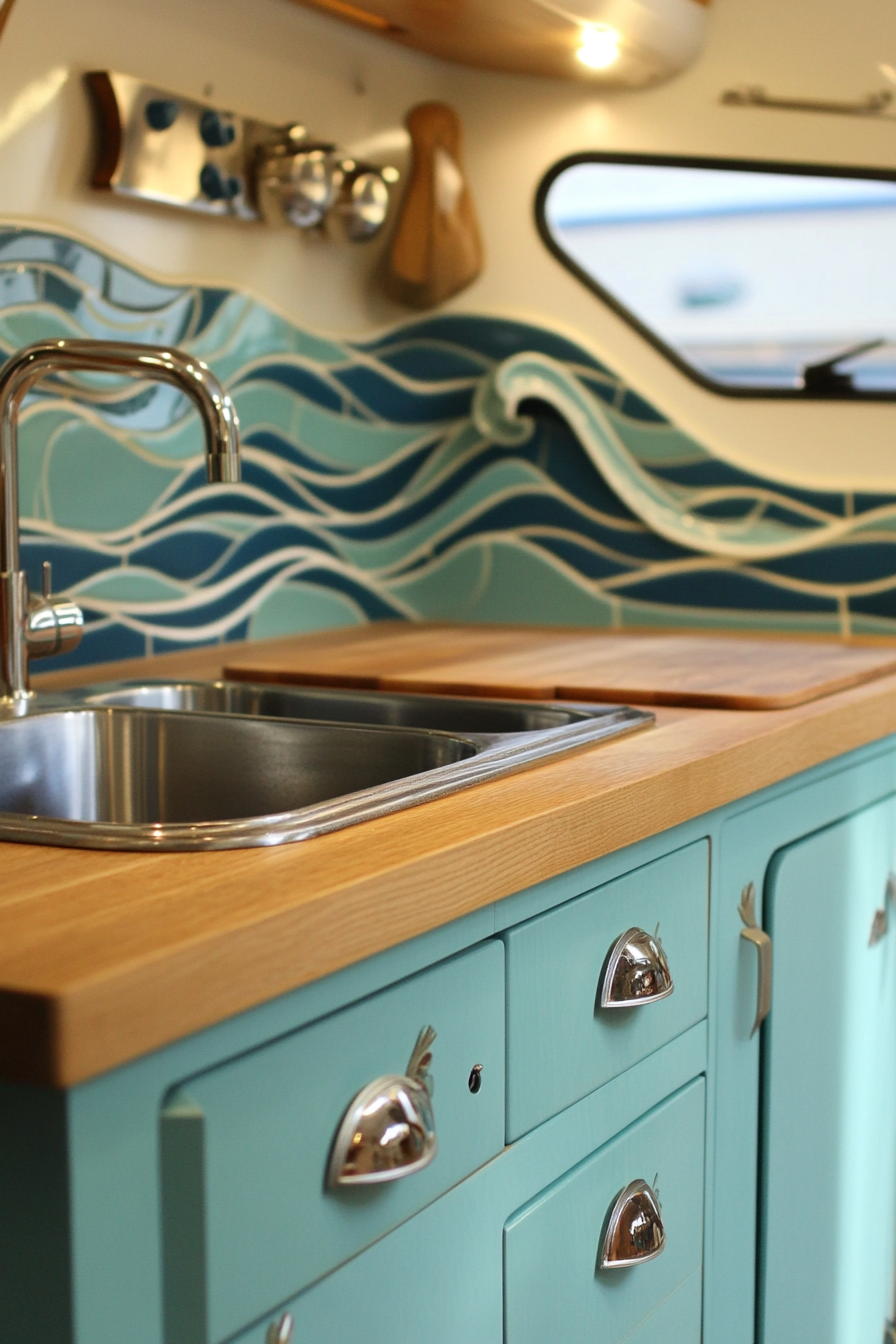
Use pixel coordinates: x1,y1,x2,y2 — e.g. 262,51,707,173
223,623,896,710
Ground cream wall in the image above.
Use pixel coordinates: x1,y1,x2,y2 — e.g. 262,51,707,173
0,0,893,488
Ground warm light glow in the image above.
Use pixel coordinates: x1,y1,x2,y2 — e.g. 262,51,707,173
577,25,620,70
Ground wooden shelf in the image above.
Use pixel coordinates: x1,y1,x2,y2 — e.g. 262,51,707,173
289,0,707,81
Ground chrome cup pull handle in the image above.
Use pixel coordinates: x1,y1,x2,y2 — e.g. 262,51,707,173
326,1027,437,1189
599,926,674,1009
600,1178,666,1269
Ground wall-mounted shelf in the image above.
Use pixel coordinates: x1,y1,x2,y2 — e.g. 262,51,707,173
289,0,710,86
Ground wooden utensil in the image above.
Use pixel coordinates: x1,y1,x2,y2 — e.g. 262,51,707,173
385,102,483,308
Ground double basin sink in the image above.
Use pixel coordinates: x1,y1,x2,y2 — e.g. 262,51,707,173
0,680,653,850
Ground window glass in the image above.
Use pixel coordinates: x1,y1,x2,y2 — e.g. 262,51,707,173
539,157,896,396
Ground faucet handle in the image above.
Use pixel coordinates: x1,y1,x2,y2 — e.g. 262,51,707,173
25,562,83,661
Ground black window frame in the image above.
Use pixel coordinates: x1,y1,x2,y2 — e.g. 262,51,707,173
535,150,896,401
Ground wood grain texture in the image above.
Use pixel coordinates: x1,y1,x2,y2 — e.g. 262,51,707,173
290,0,590,77
0,0,18,44
6,624,896,1087
224,622,896,709
291,0,710,76
385,102,483,309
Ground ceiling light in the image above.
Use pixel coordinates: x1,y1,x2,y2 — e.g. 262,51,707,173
577,24,621,70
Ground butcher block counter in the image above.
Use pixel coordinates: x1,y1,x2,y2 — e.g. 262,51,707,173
5,622,896,1087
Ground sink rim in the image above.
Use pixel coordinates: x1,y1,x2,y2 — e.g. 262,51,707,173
0,684,654,851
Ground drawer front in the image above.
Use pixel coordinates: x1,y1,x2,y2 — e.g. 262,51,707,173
505,1078,705,1344
625,1270,702,1344
161,941,505,1344
504,840,709,1138
233,1166,502,1344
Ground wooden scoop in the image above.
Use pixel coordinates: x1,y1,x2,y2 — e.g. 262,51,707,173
386,101,484,307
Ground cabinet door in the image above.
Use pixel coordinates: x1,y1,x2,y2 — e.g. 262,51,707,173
233,1166,502,1344
161,941,504,1344
505,1079,705,1344
762,797,896,1344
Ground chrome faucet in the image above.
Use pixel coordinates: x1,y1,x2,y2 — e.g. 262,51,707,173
0,339,241,702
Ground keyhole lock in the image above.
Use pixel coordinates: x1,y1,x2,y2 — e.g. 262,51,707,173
468,1064,483,1094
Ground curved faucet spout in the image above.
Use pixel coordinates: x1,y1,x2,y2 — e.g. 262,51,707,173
0,339,241,702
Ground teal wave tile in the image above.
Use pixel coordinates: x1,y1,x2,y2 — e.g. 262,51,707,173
848,612,896,636
72,569,189,602
104,263,188,311
615,596,847,635
18,408,73,521
5,221,896,667
405,422,484,495
0,267,41,308
0,307,82,349
43,421,182,531
127,398,238,460
247,581,366,638
290,399,430,471
604,409,712,468
851,513,896,536
388,537,617,626
334,460,558,571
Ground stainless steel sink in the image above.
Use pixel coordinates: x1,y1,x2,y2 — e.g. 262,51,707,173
78,680,617,735
0,682,653,851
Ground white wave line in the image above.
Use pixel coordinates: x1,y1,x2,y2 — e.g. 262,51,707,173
243,425,443,486
234,350,475,425
22,478,321,548
565,360,623,390
75,566,193,599
22,396,210,477
21,515,242,562
483,352,896,561
514,525,654,570
319,342,484,395
92,553,416,642
364,485,650,580
680,484,846,526
179,296,271,366
599,555,857,603
387,530,610,603
0,279,192,330
354,333,493,370
72,546,372,615
311,454,655,539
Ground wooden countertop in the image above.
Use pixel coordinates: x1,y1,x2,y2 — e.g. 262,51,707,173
5,628,896,1088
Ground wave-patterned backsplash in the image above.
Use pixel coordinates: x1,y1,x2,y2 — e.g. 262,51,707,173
5,223,896,670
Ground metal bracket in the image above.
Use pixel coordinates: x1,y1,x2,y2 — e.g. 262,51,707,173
85,71,399,237
721,84,895,119
738,881,772,1037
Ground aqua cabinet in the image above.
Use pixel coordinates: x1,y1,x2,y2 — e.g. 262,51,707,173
5,734,896,1344
503,840,709,1139
710,741,896,1344
161,943,505,1343
761,799,896,1344
505,1079,705,1344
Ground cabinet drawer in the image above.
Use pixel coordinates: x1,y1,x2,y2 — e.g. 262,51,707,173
232,1165,502,1344
504,840,708,1138
625,1270,702,1344
160,941,504,1344
505,1078,705,1344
